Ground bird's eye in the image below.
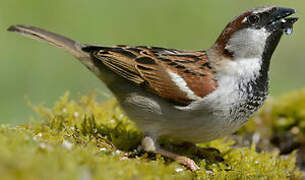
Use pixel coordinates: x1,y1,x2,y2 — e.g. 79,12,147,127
248,14,260,24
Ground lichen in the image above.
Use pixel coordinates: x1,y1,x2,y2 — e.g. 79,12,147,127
0,91,303,180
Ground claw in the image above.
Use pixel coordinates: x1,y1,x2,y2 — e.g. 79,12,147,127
176,156,200,171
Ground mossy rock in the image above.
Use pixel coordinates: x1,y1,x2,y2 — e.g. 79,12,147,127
239,89,305,171
0,91,304,179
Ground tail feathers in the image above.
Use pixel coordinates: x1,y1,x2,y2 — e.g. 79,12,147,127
7,25,89,59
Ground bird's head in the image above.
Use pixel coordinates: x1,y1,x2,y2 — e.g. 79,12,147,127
209,6,298,61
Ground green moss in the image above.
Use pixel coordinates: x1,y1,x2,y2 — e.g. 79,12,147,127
239,89,305,157
0,91,303,180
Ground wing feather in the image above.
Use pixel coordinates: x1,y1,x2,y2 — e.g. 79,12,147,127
84,45,218,106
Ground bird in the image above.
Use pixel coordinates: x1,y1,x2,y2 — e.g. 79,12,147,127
8,6,298,171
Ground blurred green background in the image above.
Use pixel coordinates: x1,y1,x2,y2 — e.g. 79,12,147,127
0,0,304,124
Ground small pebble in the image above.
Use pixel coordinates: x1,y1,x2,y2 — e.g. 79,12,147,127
112,150,121,155
62,140,73,150
74,112,79,117
290,126,300,134
33,133,42,141
120,157,129,161
40,142,47,149
175,168,184,172
100,148,107,151
206,170,213,175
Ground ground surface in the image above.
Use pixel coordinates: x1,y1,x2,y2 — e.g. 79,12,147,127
0,90,304,180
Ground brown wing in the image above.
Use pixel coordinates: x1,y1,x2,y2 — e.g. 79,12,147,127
83,45,218,106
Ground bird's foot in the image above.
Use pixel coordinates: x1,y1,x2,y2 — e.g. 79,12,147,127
141,136,200,171
175,156,200,171
156,147,200,171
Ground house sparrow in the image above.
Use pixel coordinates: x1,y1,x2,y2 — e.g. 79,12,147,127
8,6,298,171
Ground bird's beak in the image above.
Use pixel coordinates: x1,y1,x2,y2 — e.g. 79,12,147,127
266,7,298,33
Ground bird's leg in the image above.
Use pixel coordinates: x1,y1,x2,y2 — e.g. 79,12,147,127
141,136,200,171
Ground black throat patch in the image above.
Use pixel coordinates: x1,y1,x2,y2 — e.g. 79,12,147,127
234,30,284,123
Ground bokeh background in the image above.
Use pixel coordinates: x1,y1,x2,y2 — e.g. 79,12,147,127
0,0,304,124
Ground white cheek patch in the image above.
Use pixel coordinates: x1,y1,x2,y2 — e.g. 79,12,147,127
167,70,200,100
225,28,270,59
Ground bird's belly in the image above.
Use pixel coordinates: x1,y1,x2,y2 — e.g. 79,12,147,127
115,76,265,143
157,111,248,143
120,94,249,143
